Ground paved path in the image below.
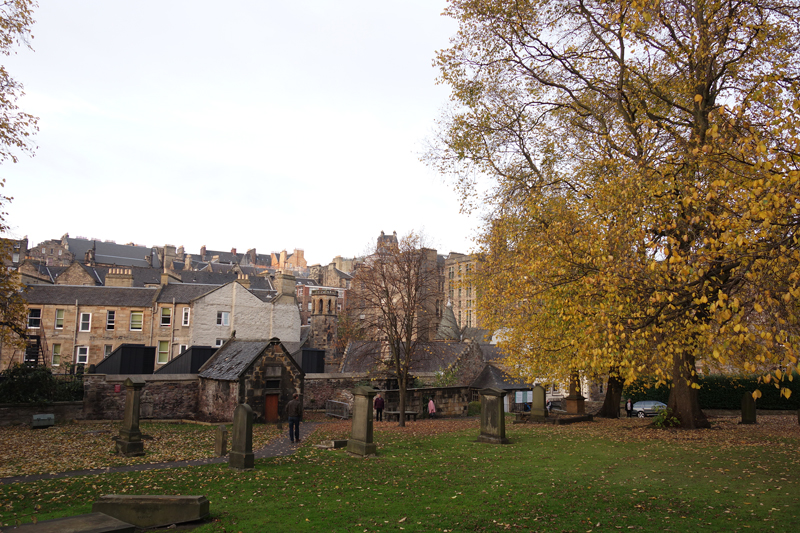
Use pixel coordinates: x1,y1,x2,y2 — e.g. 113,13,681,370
0,422,320,485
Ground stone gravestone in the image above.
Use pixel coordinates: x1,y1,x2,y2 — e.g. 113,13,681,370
116,377,146,457
741,392,757,425
215,425,228,457
347,385,377,456
229,403,254,470
564,372,586,415
530,384,548,420
477,387,510,444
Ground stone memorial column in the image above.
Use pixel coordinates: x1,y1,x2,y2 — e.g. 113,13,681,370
215,425,228,456
530,384,548,420
477,387,510,444
564,372,586,415
740,392,757,425
229,404,254,470
347,385,377,456
116,377,146,457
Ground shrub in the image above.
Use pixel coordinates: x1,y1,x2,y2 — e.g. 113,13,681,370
467,401,481,416
0,364,83,404
652,408,680,428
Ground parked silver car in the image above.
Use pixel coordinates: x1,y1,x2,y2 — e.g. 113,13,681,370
632,401,667,418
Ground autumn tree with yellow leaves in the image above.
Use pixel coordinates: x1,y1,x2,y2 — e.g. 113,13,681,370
0,0,38,350
429,0,800,428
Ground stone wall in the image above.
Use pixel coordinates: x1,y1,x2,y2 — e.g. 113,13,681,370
83,374,199,420
197,378,239,422
383,386,471,417
0,401,83,426
304,374,365,410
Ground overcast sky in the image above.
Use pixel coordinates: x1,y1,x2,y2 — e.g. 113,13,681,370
1,0,479,266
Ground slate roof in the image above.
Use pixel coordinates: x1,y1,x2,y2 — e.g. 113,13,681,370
470,365,534,390
340,341,470,373
480,344,509,363
23,285,158,306
155,283,218,303
179,271,240,284
249,289,277,302
68,265,162,287
199,340,269,380
65,237,161,268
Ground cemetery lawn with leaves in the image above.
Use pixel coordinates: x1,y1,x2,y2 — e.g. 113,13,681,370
1,416,798,532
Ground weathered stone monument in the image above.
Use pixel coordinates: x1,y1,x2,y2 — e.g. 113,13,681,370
564,372,586,415
215,425,228,457
116,377,146,457
93,495,210,529
347,385,377,456
740,392,757,425
477,387,510,444
229,403,254,470
530,384,548,420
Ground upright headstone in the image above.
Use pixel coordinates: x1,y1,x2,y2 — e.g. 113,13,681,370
116,377,146,457
215,425,228,456
740,392,757,425
229,404,254,470
347,385,377,456
564,372,586,415
530,384,548,419
477,387,511,444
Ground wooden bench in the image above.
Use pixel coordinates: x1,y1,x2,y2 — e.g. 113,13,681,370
384,410,418,422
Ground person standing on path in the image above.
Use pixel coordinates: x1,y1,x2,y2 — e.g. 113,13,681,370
625,398,633,418
286,393,303,443
374,393,385,422
428,397,436,419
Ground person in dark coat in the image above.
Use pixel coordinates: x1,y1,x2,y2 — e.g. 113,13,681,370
374,393,385,422
625,398,634,418
286,393,303,443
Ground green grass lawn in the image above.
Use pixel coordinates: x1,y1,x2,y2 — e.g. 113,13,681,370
1,416,798,532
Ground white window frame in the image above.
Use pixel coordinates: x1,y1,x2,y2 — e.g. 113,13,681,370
182,307,190,326
76,346,89,365
130,311,143,331
52,344,61,366
27,309,42,329
55,309,65,329
217,311,229,326
106,310,115,330
104,344,113,358
157,340,169,364
79,313,91,332
215,338,225,347
160,307,171,326
307,302,312,311
179,344,188,354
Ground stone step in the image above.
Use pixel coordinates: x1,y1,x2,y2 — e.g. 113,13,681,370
91,495,209,529
2,512,135,533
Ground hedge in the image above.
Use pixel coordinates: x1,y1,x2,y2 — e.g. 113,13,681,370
622,373,800,410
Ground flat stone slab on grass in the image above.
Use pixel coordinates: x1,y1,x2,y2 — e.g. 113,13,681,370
92,495,209,528
2,512,135,533
315,439,348,449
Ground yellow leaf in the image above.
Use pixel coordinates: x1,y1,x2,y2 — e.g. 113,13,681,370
752,390,762,399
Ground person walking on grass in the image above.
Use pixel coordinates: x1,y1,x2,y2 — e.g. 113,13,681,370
286,393,303,444
625,398,633,418
374,393,385,422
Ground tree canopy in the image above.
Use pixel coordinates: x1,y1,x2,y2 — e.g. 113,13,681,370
430,0,800,427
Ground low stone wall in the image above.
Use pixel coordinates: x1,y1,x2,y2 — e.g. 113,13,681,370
304,373,366,410
383,386,471,417
0,401,84,426
83,374,199,420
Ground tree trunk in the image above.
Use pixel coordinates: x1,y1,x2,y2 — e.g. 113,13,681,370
597,373,623,418
398,377,406,428
667,351,710,429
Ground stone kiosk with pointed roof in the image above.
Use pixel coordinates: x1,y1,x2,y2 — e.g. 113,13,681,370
197,338,304,423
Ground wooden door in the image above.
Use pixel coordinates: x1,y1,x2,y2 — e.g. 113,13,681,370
265,394,279,422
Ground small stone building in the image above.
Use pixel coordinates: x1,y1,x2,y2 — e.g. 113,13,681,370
197,338,304,423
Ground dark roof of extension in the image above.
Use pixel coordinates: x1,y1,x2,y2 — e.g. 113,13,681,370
470,364,534,390
65,237,161,269
340,341,470,374
23,285,157,306
155,283,218,303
